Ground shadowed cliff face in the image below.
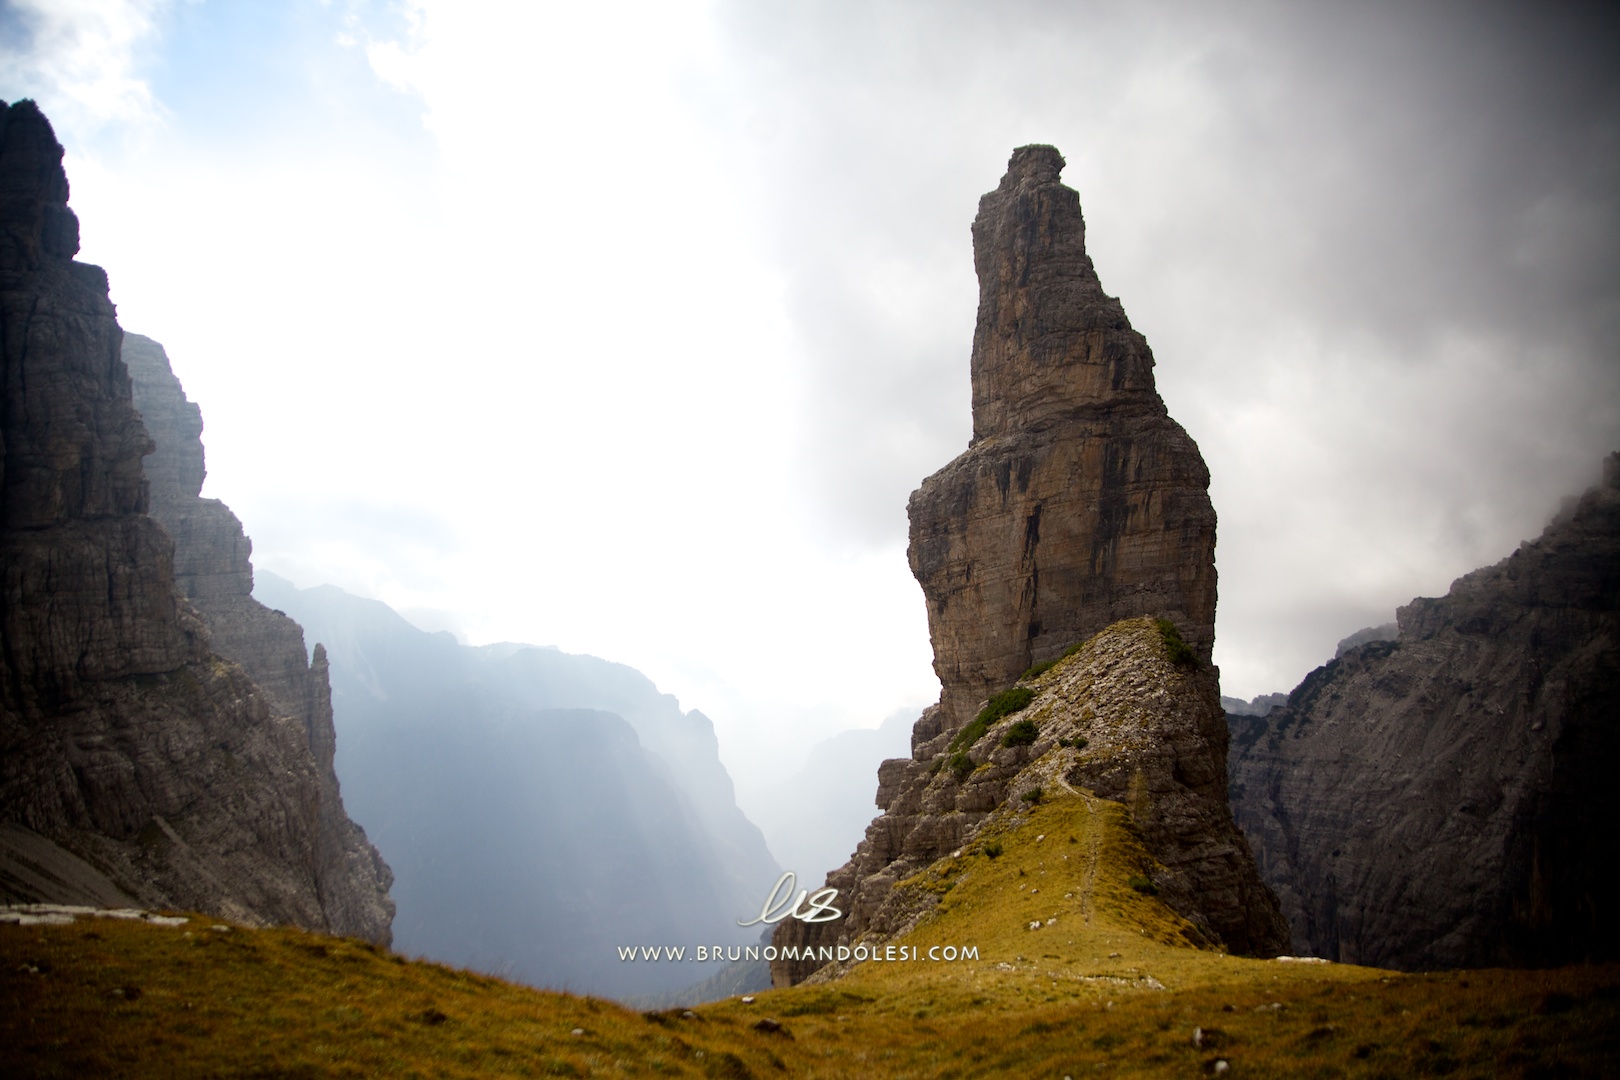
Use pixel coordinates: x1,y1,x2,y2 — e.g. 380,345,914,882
774,148,1285,985
1229,456,1620,970
910,145,1217,734
123,334,394,945
0,99,391,937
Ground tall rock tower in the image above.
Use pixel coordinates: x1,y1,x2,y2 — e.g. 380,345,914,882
773,147,1285,986
909,145,1217,736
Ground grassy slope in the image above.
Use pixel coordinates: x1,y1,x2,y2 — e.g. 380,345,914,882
5,791,1617,1078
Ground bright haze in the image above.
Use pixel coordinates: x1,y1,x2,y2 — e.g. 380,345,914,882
4,1,1616,809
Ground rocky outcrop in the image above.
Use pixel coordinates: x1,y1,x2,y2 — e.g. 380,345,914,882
774,147,1285,985
0,99,390,940
909,145,1218,734
774,619,1289,984
123,334,393,944
1228,456,1620,970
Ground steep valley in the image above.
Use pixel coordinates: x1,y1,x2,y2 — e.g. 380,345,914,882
248,572,779,999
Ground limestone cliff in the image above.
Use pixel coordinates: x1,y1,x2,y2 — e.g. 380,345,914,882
123,334,393,944
909,145,1217,735
774,147,1285,985
0,99,390,940
1228,456,1620,970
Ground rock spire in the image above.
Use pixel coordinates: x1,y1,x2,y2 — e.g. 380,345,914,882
773,147,1285,985
909,145,1218,735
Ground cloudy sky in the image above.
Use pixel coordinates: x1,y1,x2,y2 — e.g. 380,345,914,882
4,0,1616,800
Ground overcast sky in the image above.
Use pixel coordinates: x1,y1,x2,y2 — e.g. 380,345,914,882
4,0,1616,799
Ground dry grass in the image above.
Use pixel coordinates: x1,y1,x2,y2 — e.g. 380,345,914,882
5,794,1617,1077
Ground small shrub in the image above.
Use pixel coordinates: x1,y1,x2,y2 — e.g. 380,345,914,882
1020,659,1057,680
949,686,1036,752
1021,787,1043,804
929,757,945,775
1058,736,1089,750
1128,875,1158,895
1155,618,1197,667
948,751,974,781
1002,719,1039,747
982,840,1003,859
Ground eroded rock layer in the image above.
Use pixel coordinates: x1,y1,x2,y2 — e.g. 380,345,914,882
0,99,390,940
909,145,1217,734
1228,457,1620,970
124,334,393,944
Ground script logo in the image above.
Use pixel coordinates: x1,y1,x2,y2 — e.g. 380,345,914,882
738,871,843,926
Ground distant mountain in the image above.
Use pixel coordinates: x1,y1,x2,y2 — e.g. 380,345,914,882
254,573,780,998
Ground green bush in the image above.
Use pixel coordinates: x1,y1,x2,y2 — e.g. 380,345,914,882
1002,719,1039,747
1020,659,1057,680
982,840,1003,859
1023,637,1092,680
948,751,975,781
1021,786,1043,804
1058,736,1089,750
950,686,1036,752
1127,875,1159,895
1155,618,1197,667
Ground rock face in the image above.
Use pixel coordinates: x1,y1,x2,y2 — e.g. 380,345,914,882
0,99,391,941
774,619,1289,985
909,145,1218,734
774,147,1285,985
123,334,393,944
1228,457,1620,970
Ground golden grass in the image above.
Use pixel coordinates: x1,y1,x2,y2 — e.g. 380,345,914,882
5,792,1617,1078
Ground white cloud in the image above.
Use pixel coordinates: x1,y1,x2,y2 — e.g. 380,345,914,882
0,0,169,135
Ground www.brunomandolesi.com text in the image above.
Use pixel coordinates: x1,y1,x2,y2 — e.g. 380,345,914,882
615,943,980,964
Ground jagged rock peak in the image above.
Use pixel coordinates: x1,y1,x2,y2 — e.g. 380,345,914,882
0,100,82,270
969,143,1156,443
1228,455,1620,969
910,145,1217,733
123,335,206,502
124,333,394,944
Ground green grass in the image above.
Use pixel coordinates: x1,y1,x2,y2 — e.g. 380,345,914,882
950,686,1037,752
6,794,1618,1079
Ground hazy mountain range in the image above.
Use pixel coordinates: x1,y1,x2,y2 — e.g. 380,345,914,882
254,572,780,998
